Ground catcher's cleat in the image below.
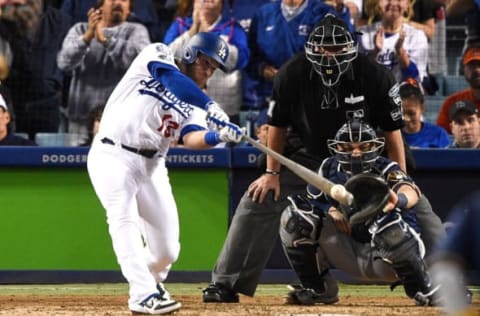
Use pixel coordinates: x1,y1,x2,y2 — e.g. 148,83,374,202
130,284,181,315
202,282,239,303
286,284,339,305
413,284,441,306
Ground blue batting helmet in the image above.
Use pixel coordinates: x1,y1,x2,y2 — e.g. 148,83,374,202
182,32,229,72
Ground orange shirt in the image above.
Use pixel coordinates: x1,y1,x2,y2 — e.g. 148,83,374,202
436,89,480,133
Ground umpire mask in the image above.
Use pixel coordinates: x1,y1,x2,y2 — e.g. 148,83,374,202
305,13,357,87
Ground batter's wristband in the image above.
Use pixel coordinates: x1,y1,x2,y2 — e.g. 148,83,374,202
204,131,220,146
395,193,408,209
265,168,280,175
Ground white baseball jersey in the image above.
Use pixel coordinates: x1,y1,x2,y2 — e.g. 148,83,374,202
358,22,429,82
87,43,212,310
98,42,210,156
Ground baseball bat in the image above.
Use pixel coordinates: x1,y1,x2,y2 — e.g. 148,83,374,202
242,135,354,206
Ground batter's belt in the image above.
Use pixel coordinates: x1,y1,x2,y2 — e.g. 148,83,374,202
101,137,158,158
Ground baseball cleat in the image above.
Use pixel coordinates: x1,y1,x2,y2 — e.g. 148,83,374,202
286,284,339,305
413,283,441,306
202,282,239,303
130,286,181,315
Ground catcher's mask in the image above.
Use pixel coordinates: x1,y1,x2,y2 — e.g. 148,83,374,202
305,13,357,87
328,120,385,174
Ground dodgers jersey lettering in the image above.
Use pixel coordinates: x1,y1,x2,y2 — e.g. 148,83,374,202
98,43,209,156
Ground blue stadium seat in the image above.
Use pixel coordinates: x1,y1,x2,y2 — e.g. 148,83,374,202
423,95,445,124
34,133,86,147
14,132,29,140
443,75,469,96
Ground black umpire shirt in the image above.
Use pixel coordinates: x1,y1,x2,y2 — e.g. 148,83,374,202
269,52,404,161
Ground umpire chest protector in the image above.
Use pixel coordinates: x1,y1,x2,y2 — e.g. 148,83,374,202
270,53,403,160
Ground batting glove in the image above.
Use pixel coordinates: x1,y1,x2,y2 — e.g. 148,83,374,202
206,102,229,130
219,122,244,143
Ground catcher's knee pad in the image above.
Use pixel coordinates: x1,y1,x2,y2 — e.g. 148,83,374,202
369,212,425,261
370,212,434,300
280,195,321,248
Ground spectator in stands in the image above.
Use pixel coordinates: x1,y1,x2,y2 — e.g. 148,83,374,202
224,0,271,134
225,0,270,34
409,0,435,42
171,0,193,20
323,0,354,30
436,47,480,133
152,0,177,41
79,104,104,147
254,109,269,146
57,0,149,143
448,100,480,149
61,0,162,42
358,0,445,95
246,0,338,122
424,3,447,96
45,0,60,8
408,0,444,95
400,78,450,148
344,0,363,26
446,0,480,74
0,49,14,130
163,0,250,125
0,0,71,140
357,0,429,84
0,93,36,145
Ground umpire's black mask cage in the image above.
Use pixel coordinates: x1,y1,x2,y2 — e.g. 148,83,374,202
305,13,357,87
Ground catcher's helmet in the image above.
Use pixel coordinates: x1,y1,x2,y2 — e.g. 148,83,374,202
182,32,229,72
327,120,384,174
305,13,357,87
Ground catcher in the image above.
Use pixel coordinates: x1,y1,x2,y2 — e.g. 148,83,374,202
280,119,440,306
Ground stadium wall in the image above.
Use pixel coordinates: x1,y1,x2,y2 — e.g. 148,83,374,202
0,147,479,284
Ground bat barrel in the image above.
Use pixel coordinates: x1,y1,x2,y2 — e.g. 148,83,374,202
242,135,353,206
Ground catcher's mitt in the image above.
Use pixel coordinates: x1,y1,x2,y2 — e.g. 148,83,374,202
342,174,390,225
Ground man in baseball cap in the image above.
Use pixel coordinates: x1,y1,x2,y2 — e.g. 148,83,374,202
436,46,480,133
462,47,480,65
448,100,480,148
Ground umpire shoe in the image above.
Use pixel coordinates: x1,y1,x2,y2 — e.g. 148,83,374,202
130,284,181,315
202,282,239,303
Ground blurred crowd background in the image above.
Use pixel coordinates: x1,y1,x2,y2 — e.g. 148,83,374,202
0,0,478,149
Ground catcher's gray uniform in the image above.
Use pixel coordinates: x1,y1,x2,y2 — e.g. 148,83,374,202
280,151,439,305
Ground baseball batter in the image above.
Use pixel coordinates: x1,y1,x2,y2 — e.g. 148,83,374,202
87,32,243,314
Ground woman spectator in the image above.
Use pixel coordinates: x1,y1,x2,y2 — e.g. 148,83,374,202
399,78,450,148
357,0,428,84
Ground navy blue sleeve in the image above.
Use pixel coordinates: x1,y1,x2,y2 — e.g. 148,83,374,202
147,61,212,110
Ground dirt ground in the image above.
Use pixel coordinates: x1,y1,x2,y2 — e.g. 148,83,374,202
0,294,478,316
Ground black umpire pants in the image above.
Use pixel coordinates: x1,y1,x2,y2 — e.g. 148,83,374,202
211,167,306,296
